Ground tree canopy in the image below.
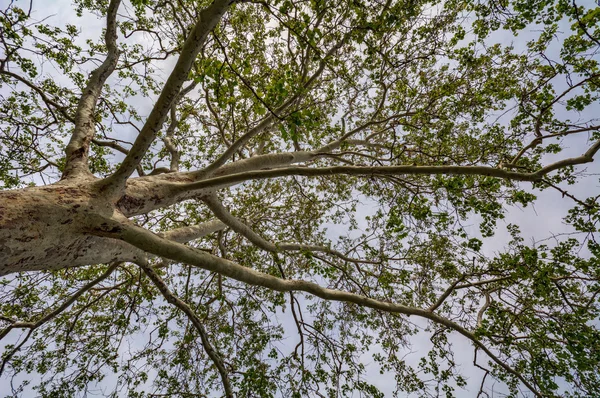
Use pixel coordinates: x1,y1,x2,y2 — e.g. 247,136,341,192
1,0,600,396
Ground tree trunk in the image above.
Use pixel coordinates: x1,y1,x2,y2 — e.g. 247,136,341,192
0,180,140,275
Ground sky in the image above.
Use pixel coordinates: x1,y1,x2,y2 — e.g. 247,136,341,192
1,0,599,396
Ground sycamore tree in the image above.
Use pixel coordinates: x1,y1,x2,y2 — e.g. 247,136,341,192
0,0,599,396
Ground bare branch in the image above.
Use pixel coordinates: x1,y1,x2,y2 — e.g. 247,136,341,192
171,144,600,195
510,125,600,165
533,138,600,177
123,136,600,218
532,73,600,137
477,292,492,328
455,276,512,289
542,179,597,210
92,138,130,155
427,276,464,312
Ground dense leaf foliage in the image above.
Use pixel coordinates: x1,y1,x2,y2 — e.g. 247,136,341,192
0,0,599,396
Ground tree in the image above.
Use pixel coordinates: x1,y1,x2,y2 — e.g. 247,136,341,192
0,0,599,396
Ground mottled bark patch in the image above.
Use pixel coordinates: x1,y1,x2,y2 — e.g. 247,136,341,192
116,194,146,214
0,182,137,274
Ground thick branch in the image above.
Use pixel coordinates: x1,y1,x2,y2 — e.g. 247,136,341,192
533,138,600,177
174,165,542,196
208,151,316,177
121,138,600,218
123,163,541,217
174,144,600,195
118,151,318,216
91,219,542,397
104,0,232,192
160,220,226,243
62,0,121,179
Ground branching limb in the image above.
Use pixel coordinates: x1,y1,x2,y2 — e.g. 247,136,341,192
202,194,379,264
118,150,319,216
144,113,420,198
174,165,543,197
510,125,600,165
104,0,233,192
137,259,233,398
127,139,600,218
200,34,351,175
531,73,600,137
130,163,545,217
90,219,542,397
62,0,121,179
427,276,465,312
171,144,600,196
533,138,600,177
